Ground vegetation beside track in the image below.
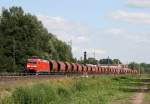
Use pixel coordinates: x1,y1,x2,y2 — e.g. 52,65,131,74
0,75,140,104
142,75,150,104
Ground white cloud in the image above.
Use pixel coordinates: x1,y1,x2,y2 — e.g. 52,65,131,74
85,48,106,55
38,15,91,44
105,28,126,36
112,10,150,24
127,0,150,8
76,36,89,43
127,32,150,44
72,46,106,59
86,48,106,59
37,15,99,59
37,15,150,62
104,27,150,45
0,11,1,15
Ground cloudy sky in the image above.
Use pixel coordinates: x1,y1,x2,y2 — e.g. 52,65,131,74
1,0,150,63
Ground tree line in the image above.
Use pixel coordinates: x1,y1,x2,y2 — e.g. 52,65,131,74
128,62,150,74
78,57,122,65
0,7,74,72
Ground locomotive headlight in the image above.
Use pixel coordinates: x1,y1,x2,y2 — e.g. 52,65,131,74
27,65,31,67
27,65,37,68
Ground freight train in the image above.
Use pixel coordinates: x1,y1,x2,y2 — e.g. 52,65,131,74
26,57,138,75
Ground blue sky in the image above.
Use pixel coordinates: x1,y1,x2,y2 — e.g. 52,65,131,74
1,0,150,63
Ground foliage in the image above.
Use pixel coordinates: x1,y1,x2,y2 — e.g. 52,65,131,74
99,58,122,65
78,57,122,65
49,34,73,62
128,62,139,70
0,7,74,72
145,79,150,102
140,63,150,73
113,59,122,64
0,76,137,104
99,58,113,65
128,62,150,73
77,57,98,65
86,57,98,65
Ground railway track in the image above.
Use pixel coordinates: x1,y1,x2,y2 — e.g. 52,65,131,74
0,75,64,81
0,72,88,81
0,72,140,82
0,73,66,81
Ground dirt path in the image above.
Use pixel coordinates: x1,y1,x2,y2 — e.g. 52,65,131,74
131,85,147,104
111,79,149,104
111,86,147,104
131,92,145,104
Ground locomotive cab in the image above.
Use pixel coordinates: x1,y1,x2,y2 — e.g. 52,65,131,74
26,58,50,74
26,59,38,73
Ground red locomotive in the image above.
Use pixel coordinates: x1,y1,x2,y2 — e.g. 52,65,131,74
26,57,138,75
26,58,50,73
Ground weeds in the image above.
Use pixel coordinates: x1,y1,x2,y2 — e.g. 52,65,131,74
0,75,138,104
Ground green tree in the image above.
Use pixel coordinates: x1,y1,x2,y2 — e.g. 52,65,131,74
49,34,73,61
99,59,113,65
128,62,150,74
112,59,122,64
128,62,139,70
138,63,150,73
86,57,98,65
0,7,74,72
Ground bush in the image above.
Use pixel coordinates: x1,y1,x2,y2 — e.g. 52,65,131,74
1,76,137,104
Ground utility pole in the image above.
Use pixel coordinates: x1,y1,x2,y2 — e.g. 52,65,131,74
68,40,72,54
93,49,95,59
139,64,141,76
68,40,72,47
117,59,119,68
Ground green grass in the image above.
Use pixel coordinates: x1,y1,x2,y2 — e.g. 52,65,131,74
0,75,139,104
143,76,150,103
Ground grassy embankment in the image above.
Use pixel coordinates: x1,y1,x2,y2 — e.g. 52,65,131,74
145,87,150,104
0,75,139,104
143,75,150,104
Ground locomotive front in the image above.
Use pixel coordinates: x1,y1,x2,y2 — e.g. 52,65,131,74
26,58,50,74
26,58,39,73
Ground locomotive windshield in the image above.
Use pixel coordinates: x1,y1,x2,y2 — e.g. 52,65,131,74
28,61,37,64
